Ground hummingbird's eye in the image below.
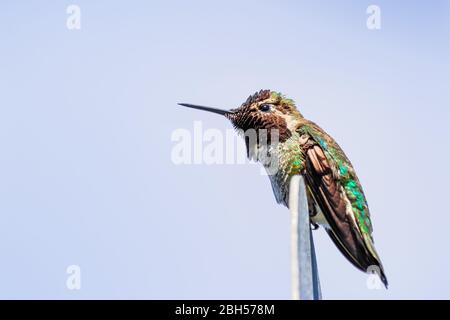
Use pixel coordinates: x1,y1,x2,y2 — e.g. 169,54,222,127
258,104,272,112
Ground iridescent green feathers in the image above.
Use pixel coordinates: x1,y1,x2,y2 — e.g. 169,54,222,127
297,124,373,237
178,89,387,286
295,121,385,284
249,90,386,285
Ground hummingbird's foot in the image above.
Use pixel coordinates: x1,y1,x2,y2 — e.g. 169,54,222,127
311,222,319,230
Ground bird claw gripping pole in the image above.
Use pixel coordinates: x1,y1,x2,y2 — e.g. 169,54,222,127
289,175,322,300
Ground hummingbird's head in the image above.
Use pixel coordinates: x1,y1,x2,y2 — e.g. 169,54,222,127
225,90,302,142
179,89,303,143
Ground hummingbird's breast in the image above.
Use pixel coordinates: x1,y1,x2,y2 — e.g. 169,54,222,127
262,132,303,206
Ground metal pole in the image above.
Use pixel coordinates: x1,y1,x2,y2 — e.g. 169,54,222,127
289,175,322,300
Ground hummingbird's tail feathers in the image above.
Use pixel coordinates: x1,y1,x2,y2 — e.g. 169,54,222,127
325,228,366,270
326,229,388,289
362,233,389,288
301,136,389,289
379,268,389,288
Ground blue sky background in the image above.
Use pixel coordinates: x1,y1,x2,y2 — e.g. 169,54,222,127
0,0,449,299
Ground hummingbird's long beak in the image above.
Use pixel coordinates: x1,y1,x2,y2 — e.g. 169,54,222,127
178,103,234,116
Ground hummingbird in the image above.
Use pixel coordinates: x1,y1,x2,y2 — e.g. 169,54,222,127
178,89,388,288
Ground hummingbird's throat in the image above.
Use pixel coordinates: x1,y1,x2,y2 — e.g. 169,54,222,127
237,128,282,177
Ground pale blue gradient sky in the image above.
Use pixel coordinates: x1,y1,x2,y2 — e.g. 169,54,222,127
0,0,449,299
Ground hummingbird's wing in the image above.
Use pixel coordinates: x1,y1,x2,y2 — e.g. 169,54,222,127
297,122,388,287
